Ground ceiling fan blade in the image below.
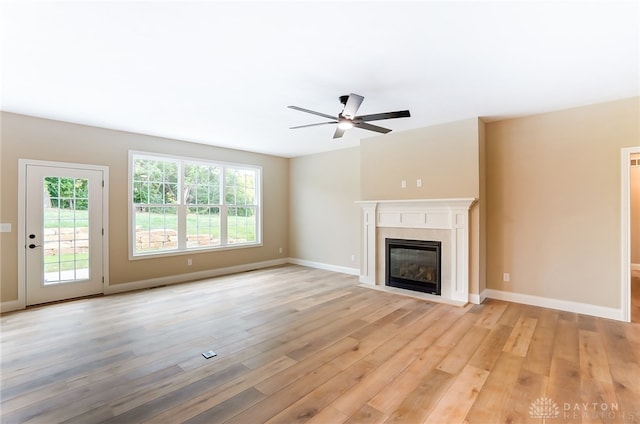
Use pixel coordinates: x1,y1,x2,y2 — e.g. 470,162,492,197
354,122,392,134
333,127,347,139
342,93,364,119
288,105,336,121
356,110,411,122
290,121,337,129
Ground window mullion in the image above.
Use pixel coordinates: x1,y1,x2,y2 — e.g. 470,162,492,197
220,167,227,246
178,161,187,250
178,205,187,250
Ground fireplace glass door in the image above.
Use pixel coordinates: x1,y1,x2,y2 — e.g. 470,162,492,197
386,238,441,295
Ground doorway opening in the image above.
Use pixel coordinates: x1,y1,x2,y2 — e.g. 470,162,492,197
630,152,640,322
622,147,640,323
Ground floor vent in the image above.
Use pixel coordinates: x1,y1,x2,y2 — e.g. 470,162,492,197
202,350,217,359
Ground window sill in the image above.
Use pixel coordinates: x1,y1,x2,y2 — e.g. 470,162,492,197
129,242,263,261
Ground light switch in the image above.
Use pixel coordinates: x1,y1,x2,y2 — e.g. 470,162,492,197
0,223,11,233
401,180,407,188
416,179,422,188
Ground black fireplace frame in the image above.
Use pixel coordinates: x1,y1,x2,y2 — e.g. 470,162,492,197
385,238,441,295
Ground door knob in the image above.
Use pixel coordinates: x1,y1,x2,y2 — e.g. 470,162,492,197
28,244,41,249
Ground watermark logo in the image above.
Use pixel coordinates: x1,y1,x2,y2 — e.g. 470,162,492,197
529,397,635,421
529,397,560,422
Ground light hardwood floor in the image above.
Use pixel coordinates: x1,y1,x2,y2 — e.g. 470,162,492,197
1,265,639,423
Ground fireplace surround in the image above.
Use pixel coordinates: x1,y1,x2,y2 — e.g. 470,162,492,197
356,198,476,305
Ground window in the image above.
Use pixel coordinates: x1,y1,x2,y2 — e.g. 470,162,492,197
130,152,261,257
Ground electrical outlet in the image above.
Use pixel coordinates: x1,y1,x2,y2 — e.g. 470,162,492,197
401,180,407,188
351,254,356,262
279,247,283,254
187,258,193,266
416,179,422,188
503,273,510,282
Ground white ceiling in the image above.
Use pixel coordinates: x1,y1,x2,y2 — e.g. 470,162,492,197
1,1,638,158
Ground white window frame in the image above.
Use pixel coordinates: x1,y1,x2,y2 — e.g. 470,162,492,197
128,150,262,259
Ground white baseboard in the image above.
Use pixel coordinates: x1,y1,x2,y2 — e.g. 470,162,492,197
1,258,335,313
4,260,626,323
0,298,26,314
105,258,288,294
484,288,623,321
480,289,488,303
468,289,487,305
287,258,360,276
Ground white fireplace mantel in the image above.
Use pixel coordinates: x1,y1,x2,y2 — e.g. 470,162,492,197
356,198,476,304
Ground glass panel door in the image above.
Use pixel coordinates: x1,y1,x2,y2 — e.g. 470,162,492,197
25,164,104,305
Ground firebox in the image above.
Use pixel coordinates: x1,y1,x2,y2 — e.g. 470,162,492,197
385,238,441,295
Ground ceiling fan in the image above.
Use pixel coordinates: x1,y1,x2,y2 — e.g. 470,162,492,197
288,93,411,139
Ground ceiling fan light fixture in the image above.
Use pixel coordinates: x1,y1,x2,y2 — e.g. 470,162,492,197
288,93,410,139
337,120,354,130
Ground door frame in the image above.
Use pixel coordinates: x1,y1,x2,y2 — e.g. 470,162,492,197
17,159,109,308
621,146,639,323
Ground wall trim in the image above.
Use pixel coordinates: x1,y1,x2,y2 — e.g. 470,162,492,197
468,293,480,304
0,298,26,314
480,289,488,303
484,288,623,321
287,258,360,276
104,258,288,294
468,290,487,305
3,260,626,322
3,258,287,313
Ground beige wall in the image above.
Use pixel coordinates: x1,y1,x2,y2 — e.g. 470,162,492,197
0,112,289,303
486,97,639,308
632,153,640,266
289,148,360,269
3,97,637,311
360,118,485,296
360,118,481,200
